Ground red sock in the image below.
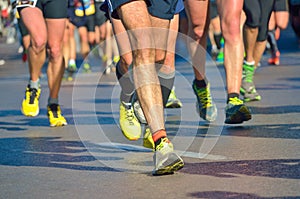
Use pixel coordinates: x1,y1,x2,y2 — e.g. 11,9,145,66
152,129,167,143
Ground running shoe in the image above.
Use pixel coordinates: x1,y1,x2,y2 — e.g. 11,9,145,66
225,97,251,124
21,85,41,117
119,101,142,140
83,62,91,73
216,38,224,64
216,49,224,64
67,62,77,72
192,82,217,122
143,126,155,150
268,51,280,66
133,99,147,124
47,104,67,127
165,87,182,108
240,62,261,102
152,137,184,176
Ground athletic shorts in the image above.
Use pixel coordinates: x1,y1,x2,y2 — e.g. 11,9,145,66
175,0,184,14
243,0,275,41
76,15,96,32
17,0,67,19
273,0,289,11
107,0,179,19
210,0,218,19
17,18,29,37
95,2,107,26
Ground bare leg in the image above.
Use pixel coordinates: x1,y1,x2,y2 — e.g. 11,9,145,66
46,18,66,99
185,0,209,80
117,1,165,134
20,7,47,82
217,0,244,94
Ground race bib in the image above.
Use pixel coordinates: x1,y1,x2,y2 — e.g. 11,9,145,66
75,0,95,17
12,0,38,8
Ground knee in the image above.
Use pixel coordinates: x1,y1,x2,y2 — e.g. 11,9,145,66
192,26,206,41
221,19,241,42
120,53,132,67
31,37,47,54
48,45,63,60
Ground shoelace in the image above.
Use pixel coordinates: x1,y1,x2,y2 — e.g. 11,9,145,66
49,104,60,118
196,88,213,108
28,88,37,104
125,106,135,125
229,97,243,105
243,65,255,83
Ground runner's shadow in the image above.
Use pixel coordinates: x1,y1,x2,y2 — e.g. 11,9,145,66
0,137,121,172
181,159,300,179
187,191,299,198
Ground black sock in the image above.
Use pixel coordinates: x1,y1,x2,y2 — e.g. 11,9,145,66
227,93,239,103
116,61,135,103
214,33,222,50
193,78,207,89
267,29,278,55
158,71,175,106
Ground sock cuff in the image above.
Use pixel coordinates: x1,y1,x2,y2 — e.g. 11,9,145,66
157,70,175,79
48,98,59,105
152,129,167,143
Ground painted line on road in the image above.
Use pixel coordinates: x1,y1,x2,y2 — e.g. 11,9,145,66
96,142,227,160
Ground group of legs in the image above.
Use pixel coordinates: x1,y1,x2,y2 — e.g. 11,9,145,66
19,0,275,175
108,0,256,175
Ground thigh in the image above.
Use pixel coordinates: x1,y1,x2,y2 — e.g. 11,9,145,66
185,0,209,31
46,18,66,48
19,7,47,43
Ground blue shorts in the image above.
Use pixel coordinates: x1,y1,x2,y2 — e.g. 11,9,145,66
107,0,179,19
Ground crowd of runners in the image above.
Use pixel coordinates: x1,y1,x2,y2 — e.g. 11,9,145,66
0,0,300,175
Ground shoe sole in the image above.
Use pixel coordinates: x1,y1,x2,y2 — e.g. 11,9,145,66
225,106,252,124
165,102,182,109
121,130,141,141
50,121,68,127
21,106,39,117
152,158,184,176
244,96,261,102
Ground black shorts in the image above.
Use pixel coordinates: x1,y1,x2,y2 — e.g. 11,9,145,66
243,0,275,41
18,0,67,19
76,15,96,32
17,18,29,37
108,0,178,19
95,2,107,26
210,0,218,19
274,0,289,11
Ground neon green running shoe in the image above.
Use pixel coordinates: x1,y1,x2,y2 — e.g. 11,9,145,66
152,137,184,176
165,87,182,108
225,97,251,124
119,101,142,140
83,62,91,73
143,126,155,150
47,104,67,127
21,85,41,117
192,81,217,122
240,62,261,102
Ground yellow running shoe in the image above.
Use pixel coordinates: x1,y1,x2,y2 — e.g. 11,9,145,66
165,87,182,108
152,137,184,176
47,104,68,127
225,97,252,124
119,101,142,140
21,85,41,117
143,127,154,150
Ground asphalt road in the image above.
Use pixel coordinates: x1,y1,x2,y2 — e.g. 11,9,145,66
0,25,299,199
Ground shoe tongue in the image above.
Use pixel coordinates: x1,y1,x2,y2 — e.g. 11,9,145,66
122,102,132,108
